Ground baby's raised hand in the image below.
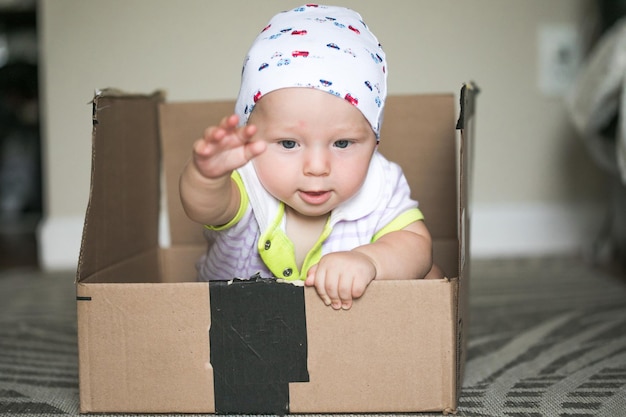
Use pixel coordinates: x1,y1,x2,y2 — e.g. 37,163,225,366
192,114,266,179
305,251,376,310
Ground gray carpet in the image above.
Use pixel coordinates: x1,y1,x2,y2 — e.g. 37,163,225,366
0,256,625,416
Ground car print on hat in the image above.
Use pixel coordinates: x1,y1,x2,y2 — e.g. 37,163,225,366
344,93,358,106
235,4,387,139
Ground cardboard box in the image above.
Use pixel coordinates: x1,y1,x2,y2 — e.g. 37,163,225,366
76,84,477,414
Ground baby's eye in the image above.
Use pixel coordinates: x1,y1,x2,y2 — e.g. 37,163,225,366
334,140,351,149
279,140,297,149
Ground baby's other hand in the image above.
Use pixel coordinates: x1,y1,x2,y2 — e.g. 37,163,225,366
192,114,266,179
305,251,376,310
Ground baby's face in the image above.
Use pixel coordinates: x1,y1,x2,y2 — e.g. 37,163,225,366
248,88,377,218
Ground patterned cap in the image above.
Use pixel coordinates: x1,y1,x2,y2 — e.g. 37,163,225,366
235,4,387,139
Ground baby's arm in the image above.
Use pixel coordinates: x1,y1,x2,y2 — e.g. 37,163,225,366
305,220,437,310
179,115,266,226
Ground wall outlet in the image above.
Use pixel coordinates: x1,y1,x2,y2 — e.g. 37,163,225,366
538,24,582,97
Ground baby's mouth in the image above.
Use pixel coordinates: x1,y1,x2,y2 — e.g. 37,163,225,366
298,190,331,205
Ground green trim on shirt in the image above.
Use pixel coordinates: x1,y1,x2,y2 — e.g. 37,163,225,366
372,208,424,242
257,202,332,281
257,203,298,281
204,171,249,231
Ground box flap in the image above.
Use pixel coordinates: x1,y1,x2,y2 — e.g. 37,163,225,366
454,81,479,400
77,90,165,282
378,94,457,242
456,82,478,280
159,101,235,246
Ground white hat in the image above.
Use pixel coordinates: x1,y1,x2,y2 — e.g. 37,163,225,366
235,4,387,139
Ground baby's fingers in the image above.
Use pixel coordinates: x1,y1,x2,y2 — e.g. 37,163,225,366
192,117,263,176
193,128,218,156
305,264,317,287
201,115,250,146
306,265,332,307
241,125,265,159
219,114,240,130
336,274,355,310
316,270,345,310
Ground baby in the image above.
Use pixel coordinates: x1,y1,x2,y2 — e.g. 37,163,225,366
180,4,442,310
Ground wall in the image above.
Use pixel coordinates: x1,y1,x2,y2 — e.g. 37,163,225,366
38,0,604,269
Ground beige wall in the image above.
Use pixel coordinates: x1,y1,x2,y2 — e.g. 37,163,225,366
38,0,605,268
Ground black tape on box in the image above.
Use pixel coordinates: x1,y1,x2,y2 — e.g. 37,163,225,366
209,278,309,414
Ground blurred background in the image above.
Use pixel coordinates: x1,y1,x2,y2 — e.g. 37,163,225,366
0,0,39,269
1,0,625,272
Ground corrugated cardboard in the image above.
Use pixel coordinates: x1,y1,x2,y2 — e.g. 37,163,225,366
76,84,477,414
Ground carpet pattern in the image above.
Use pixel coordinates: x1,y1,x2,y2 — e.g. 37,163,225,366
0,256,625,416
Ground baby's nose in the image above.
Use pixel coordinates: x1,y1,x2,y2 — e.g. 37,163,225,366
303,148,330,176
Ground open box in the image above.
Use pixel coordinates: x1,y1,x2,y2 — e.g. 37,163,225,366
76,84,477,414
